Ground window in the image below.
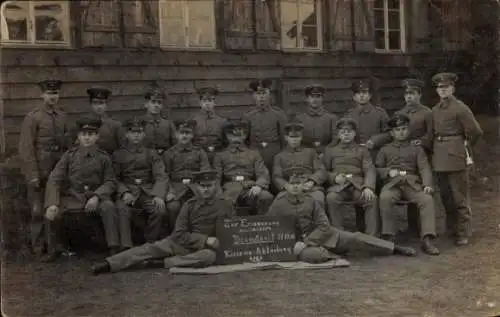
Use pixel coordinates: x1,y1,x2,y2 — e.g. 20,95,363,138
281,0,322,50
158,0,216,49
0,0,70,46
374,0,406,52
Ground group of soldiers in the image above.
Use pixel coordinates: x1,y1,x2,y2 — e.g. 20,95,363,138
18,72,483,274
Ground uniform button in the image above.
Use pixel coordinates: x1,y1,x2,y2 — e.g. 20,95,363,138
84,185,89,191
208,146,215,152
261,142,268,148
314,141,320,147
135,179,143,185
157,149,164,154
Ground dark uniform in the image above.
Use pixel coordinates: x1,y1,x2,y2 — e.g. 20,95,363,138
242,79,287,170
213,119,274,215
296,84,339,154
91,170,233,274
323,118,378,235
268,167,415,263
86,88,126,154
431,73,483,245
112,118,169,248
193,87,226,163
44,117,120,260
163,120,210,233
18,80,71,252
377,114,439,255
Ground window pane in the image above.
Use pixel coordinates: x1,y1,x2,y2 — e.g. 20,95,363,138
388,30,400,50
281,0,299,48
159,0,186,47
374,10,385,29
375,30,386,49
388,0,400,9
374,0,384,9
388,11,400,30
34,2,66,42
1,1,29,41
299,0,319,48
187,0,215,47
302,25,317,48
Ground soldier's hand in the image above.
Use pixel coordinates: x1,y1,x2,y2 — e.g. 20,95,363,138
206,237,220,250
361,188,376,202
29,178,41,189
122,192,135,205
365,140,375,149
303,181,315,191
248,185,262,197
45,205,59,221
85,196,99,213
389,169,399,178
335,174,346,185
293,241,307,255
152,196,166,212
165,192,175,202
411,139,422,146
423,186,434,195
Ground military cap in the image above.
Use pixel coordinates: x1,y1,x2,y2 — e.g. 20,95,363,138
336,117,358,131
145,81,166,100
124,117,146,132
38,80,62,92
351,79,373,93
432,72,458,86
87,87,111,100
174,119,197,132
305,84,325,96
76,116,102,132
249,79,272,91
402,78,425,92
197,87,219,98
388,114,410,128
193,169,218,184
284,113,304,136
285,166,308,183
223,118,249,133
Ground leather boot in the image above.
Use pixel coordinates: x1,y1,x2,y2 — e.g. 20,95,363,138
421,236,440,255
91,261,111,275
455,237,469,246
393,245,416,257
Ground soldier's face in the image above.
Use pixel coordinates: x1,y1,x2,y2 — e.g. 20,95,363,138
307,94,323,108
78,131,99,147
200,96,216,112
126,131,145,144
252,89,270,105
404,89,421,105
176,130,194,144
390,125,410,141
285,134,302,148
287,179,304,195
436,84,455,99
145,97,164,115
197,181,217,199
42,91,60,105
338,127,356,144
353,90,371,105
91,99,108,115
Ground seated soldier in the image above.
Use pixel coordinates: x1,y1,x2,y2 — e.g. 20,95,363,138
44,116,120,262
163,119,210,234
273,116,326,208
267,166,416,263
323,118,378,235
90,170,232,275
112,118,168,250
213,119,274,215
376,114,440,255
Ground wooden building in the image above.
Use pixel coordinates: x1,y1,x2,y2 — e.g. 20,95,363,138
0,0,495,156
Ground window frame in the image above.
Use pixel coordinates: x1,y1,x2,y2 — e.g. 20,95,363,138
280,0,323,52
0,0,71,48
373,0,406,53
158,0,217,51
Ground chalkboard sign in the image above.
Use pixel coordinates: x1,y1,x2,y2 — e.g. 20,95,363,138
215,215,297,265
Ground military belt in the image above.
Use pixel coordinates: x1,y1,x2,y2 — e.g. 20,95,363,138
435,135,462,142
227,175,252,182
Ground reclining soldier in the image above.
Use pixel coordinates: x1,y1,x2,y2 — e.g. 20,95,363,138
267,166,416,263
91,170,233,275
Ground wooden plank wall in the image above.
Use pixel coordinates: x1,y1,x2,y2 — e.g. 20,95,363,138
1,49,414,153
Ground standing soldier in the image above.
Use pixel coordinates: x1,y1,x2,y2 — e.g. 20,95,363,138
112,118,168,250
243,79,287,171
86,87,126,154
18,79,70,255
140,81,176,155
213,119,274,215
192,87,226,163
163,119,210,234
297,84,339,154
431,72,483,246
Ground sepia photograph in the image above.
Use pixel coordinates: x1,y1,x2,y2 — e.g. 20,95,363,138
0,0,499,316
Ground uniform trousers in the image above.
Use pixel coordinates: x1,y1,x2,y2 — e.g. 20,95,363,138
223,181,274,215
26,180,47,252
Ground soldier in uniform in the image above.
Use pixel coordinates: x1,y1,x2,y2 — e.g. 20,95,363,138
431,72,483,246
140,81,176,155
268,166,416,263
242,79,287,171
297,84,339,154
273,116,326,208
213,119,274,215
323,118,378,235
377,114,440,255
86,87,126,154
112,118,168,250
18,79,71,254
163,119,210,234
44,116,120,261
193,87,226,163
91,170,232,275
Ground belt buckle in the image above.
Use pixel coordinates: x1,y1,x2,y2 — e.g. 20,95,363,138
235,175,245,181
314,141,320,147
52,145,60,151
437,136,443,142
83,185,89,191
399,171,407,176
208,146,215,152
182,178,191,185
134,179,143,185
261,142,268,148
157,149,164,154
345,174,353,179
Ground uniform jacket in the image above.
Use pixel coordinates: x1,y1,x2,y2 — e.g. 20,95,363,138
323,142,376,192
213,144,270,189
171,196,233,251
297,108,339,152
18,104,71,181
112,145,168,200
162,143,211,199
375,140,433,191
140,114,176,153
44,145,116,208
273,146,326,191
94,114,126,154
395,103,433,151
268,193,337,247
193,111,226,153
242,106,287,147
431,96,483,172
346,103,392,150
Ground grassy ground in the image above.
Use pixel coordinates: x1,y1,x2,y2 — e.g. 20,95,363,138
2,116,500,317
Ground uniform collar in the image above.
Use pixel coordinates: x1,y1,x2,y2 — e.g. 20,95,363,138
79,145,98,157
404,103,421,113
144,113,163,123
392,140,410,147
339,142,356,149
358,103,374,114
201,109,215,119
255,104,271,112
286,146,303,153
178,143,194,152
228,143,246,152
307,106,325,116
126,143,145,153
42,103,60,114
285,192,305,204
